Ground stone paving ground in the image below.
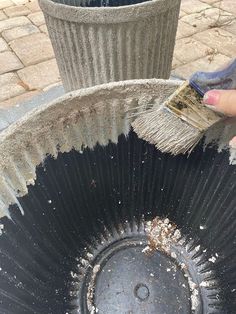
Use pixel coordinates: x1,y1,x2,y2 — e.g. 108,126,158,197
0,0,235,108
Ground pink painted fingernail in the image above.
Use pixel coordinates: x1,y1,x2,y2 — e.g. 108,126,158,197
203,90,220,106
229,136,236,149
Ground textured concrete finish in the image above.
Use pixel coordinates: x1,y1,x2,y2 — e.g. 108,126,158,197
39,0,181,91
0,79,180,218
1,0,236,108
0,75,180,133
0,77,236,218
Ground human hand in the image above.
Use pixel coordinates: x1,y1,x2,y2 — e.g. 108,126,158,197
203,89,236,148
203,90,236,116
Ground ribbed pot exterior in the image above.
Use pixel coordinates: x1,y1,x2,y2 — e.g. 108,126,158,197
39,0,180,91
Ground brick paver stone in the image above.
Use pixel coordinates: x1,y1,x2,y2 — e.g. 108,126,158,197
172,53,231,79
181,8,234,33
0,72,25,101
0,10,7,21
2,24,39,42
223,19,236,36
10,32,54,66
0,90,40,109
12,0,29,4
205,8,234,23
4,5,31,17
0,38,8,52
28,11,45,26
176,20,198,39
181,0,211,14
193,28,236,58
0,16,30,32
17,58,60,90
0,0,13,10
179,11,187,18
0,51,23,74
217,0,236,15
174,38,210,63
39,24,48,35
25,0,40,13
172,56,183,70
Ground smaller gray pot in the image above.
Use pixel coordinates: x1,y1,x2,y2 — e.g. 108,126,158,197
39,0,181,91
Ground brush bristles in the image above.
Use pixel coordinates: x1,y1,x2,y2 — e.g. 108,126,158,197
132,108,203,155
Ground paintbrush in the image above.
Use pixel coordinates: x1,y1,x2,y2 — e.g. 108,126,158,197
132,59,236,155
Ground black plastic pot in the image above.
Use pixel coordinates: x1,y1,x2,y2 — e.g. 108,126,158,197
0,80,235,314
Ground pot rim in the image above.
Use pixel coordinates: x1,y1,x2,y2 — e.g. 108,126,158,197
0,78,181,219
39,0,180,24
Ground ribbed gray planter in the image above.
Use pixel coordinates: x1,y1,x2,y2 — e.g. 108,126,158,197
39,0,181,91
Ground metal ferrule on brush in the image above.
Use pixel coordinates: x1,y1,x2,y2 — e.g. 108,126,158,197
165,81,223,133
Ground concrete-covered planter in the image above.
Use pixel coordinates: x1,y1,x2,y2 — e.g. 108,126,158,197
0,79,235,313
39,0,181,91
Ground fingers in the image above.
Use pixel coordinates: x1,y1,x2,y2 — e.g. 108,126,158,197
203,89,236,147
229,136,236,149
203,90,236,117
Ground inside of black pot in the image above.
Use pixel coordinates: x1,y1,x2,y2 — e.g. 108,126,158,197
0,130,235,313
53,0,150,8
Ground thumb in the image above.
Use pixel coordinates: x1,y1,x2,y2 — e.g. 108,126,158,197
203,90,236,117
